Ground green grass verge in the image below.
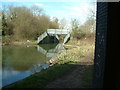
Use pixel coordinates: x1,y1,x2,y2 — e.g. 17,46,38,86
81,65,94,88
4,60,76,88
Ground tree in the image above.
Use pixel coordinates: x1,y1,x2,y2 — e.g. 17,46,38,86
31,5,43,16
0,10,2,30
70,7,96,40
3,5,51,40
71,18,79,31
59,18,67,29
37,15,50,36
49,17,59,29
87,8,96,32
1,11,8,36
76,8,96,39
71,18,80,38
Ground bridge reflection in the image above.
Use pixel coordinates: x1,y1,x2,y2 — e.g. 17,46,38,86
37,43,66,59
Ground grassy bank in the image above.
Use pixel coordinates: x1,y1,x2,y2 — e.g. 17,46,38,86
81,65,94,88
2,36,37,45
4,37,95,88
4,61,76,88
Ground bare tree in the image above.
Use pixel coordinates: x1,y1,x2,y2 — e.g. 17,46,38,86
0,9,1,41
2,5,50,40
87,8,96,32
31,5,43,16
59,18,67,29
49,17,59,29
71,18,79,31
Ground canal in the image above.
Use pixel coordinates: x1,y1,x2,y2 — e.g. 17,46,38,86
1,43,65,87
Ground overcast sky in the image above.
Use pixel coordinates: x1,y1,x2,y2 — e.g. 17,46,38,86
1,0,96,28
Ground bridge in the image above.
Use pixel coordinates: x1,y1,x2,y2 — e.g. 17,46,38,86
37,29,71,44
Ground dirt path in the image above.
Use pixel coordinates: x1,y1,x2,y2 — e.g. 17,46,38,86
45,40,94,88
46,60,93,88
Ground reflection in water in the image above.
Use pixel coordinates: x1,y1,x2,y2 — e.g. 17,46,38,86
2,43,65,87
37,43,65,59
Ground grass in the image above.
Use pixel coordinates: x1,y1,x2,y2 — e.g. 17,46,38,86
2,36,37,46
81,65,94,88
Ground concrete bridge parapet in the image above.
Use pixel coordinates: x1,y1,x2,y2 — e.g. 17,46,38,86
38,29,71,44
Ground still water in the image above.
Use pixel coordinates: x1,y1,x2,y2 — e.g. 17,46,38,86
1,43,65,87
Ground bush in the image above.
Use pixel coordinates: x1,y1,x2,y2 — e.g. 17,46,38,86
2,36,13,45
72,29,95,40
71,17,96,40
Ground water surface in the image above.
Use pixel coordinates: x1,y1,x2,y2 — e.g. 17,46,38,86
1,43,65,87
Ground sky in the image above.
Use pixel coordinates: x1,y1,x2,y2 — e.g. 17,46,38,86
1,0,96,28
